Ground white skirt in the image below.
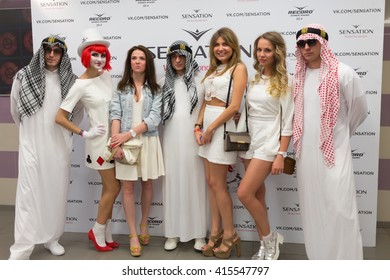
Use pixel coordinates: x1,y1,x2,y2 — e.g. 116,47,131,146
198,105,237,165
115,135,165,181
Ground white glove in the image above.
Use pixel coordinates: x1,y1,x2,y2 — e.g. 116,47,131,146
82,124,106,139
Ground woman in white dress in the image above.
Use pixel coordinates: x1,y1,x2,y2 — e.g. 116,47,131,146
110,45,164,257
237,32,294,260
55,28,121,252
195,27,248,259
161,40,207,252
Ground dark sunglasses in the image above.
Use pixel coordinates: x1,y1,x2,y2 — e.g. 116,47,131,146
44,47,63,55
296,39,318,49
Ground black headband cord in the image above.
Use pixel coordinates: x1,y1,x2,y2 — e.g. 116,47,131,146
168,43,192,55
296,27,329,41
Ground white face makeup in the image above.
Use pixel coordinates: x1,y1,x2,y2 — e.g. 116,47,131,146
90,51,106,71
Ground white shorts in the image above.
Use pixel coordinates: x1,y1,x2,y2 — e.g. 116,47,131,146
198,105,237,165
239,117,276,162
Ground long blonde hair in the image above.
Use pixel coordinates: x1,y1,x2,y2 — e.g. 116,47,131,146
251,31,288,97
202,27,242,81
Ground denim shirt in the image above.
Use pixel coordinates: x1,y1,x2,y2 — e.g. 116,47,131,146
110,84,162,137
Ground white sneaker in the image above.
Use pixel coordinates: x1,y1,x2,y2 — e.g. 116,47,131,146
44,241,65,256
264,231,284,260
164,238,179,251
194,238,206,251
251,241,265,260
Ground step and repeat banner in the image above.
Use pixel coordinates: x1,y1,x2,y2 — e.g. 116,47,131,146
30,0,384,246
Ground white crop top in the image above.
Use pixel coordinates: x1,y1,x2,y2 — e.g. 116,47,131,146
203,64,234,103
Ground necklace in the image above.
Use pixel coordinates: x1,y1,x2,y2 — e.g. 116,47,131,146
215,64,226,74
261,74,271,80
205,64,226,100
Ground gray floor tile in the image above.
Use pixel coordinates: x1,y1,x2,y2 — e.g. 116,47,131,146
1,205,389,260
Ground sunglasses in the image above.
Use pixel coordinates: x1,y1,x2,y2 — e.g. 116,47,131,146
296,39,318,49
44,47,63,55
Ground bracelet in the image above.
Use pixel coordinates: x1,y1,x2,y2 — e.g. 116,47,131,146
194,127,201,133
194,123,202,129
79,129,84,137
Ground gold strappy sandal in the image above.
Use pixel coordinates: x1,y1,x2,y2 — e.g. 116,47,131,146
214,232,241,259
139,223,150,246
129,234,142,257
202,230,224,257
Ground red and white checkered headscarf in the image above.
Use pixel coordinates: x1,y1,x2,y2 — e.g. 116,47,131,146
293,23,340,167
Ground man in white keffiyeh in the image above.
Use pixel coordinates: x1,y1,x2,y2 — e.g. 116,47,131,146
9,35,83,259
293,24,368,259
162,40,199,123
160,41,207,252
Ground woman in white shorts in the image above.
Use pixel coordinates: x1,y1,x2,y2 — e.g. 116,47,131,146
195,27,247,259
237,32,294,260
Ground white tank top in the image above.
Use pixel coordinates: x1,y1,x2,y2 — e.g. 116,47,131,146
203,64,234,103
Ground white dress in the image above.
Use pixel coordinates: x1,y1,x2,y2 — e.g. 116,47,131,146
239,75,294,161
161,76,207,241
296,63,368,259
10,69,75,250
61,71,114,170
115,92,165,181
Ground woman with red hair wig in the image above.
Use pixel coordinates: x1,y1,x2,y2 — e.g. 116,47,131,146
81,44,112,71
56,28,121,252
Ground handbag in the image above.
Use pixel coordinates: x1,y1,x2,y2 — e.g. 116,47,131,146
279,105,296,175
223,65,251,152
102,137,142,165
283,156,296,175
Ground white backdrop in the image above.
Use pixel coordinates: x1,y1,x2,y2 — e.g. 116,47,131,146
31,0,384,246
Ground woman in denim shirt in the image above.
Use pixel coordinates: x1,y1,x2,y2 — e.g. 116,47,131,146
110,45,165,257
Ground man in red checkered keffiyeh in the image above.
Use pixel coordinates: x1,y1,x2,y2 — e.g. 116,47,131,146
293,24,368,260
293,23,340,167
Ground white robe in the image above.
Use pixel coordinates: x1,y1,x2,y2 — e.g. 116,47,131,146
10,69,81,248
161,75,207,241
296,63,368,259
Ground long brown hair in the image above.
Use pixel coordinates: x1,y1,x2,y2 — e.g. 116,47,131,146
202,27,242,81
117,45,160,94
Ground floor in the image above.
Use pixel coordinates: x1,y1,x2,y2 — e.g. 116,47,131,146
1,205,390,260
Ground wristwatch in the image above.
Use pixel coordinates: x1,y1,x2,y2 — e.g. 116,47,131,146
277,151,287,158
130,129,137,138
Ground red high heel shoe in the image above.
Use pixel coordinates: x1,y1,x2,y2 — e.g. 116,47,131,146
88,229,113,252
106,241,119,248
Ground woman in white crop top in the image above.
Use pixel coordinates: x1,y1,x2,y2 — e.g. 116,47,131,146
236,32,294,260
194,27,248,259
